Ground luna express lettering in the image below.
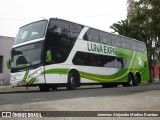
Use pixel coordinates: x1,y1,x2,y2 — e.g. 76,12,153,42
87,42,123,57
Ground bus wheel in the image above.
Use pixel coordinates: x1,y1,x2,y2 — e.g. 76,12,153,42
51,86,57,91
39,85,50,92
133,74,140,86
67,72,76,90
123,74,134,87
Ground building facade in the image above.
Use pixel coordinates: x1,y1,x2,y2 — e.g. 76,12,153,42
152,61,160,81
0,36,14,85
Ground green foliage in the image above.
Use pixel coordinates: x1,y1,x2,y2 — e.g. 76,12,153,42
110,0,160,81
110,0,160,61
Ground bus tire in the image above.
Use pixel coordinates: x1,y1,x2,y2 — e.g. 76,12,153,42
50,86,57,91
39,85,50,92
133,74,140,86
67,72,76,90
123,73,134,87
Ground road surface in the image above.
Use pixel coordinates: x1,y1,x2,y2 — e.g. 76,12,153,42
0,84,160,120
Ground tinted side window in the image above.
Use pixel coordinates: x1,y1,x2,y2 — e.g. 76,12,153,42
130,41,136,50
99,31,111,45
123,58,128,68
73,51,123,68
70,23,83,38
135,42,139,51
111,34,121,47
48,19,70,37
83,29,100,42
138,43,145,52
93,54,104,67
89,29,99,42
46,19,76,64
121,38,130,49
72,52,91,66
114,58,123,68
103,56,115,67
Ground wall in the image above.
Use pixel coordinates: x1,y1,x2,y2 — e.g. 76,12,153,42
152,62,160,81
0,36,14,85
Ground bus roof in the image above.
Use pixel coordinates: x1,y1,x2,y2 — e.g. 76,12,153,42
19,17,145,45
50,18,145,45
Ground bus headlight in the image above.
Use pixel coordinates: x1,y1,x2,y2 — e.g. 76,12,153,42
10,75,16,81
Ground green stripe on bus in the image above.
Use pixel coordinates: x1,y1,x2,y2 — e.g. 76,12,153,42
41,51,147,83
28,77,37,85
22,70,29,82
42,68,69,75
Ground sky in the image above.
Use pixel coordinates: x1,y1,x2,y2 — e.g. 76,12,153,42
0,0,128,37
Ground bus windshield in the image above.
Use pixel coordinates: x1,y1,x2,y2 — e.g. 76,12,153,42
11,43,43,72
15,20,48,44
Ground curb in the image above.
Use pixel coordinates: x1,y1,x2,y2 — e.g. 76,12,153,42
141,81,160,86
0,81,159,93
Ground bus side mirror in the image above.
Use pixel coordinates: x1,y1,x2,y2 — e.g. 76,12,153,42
6,59,11,69
46,50,52,63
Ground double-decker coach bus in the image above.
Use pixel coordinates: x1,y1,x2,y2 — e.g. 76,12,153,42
8,18,150,91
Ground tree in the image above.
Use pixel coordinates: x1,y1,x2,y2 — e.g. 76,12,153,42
110,20,133,38
110,0,160,81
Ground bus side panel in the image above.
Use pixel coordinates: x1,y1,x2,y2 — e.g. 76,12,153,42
74,65,127,83
131,51,150,83
139,51,150,83
10,66,46,87
44,64,68,84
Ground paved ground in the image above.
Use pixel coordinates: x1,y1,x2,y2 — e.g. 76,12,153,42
0,81,160,120
0,81,159,93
